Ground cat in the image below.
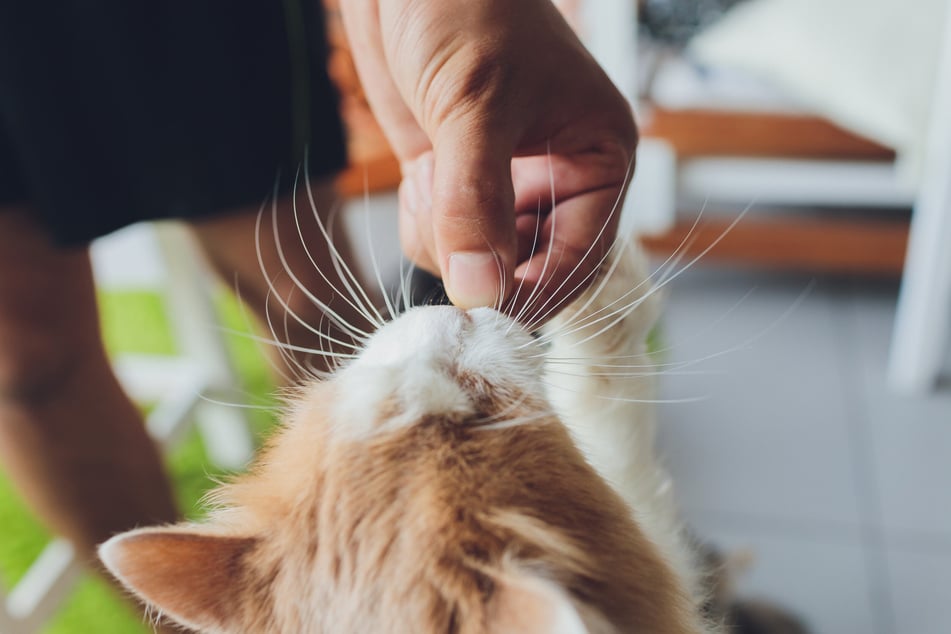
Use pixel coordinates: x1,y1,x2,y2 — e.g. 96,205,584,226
98,235,713,633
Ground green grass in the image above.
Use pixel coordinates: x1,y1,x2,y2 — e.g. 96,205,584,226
0,290,279,633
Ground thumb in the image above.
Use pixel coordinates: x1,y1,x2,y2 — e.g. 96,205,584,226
429,123,517,309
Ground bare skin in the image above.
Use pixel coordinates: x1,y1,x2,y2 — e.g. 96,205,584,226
0,210,178,558
0,182,366,630
341,0,638,320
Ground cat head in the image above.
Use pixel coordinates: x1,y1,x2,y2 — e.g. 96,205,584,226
100,305,697,633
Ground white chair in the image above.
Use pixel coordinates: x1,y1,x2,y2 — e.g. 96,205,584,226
625,2,951,393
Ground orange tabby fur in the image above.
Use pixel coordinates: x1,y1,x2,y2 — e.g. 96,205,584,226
104,378,700,632
100,242,708,633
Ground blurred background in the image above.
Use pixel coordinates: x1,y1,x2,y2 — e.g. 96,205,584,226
1,0,949,632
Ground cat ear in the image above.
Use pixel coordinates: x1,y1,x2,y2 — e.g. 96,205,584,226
99,527,258,633
489,574,590,634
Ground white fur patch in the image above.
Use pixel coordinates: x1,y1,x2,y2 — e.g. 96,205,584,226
332,306,543,438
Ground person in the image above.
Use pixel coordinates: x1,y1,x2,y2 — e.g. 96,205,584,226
0,0,635,622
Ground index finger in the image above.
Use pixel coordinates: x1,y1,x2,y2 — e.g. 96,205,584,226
430,124,519,310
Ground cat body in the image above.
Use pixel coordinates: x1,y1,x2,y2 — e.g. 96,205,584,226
100,240,710,633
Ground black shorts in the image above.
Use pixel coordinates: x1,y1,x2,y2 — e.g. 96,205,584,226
0,1,347,246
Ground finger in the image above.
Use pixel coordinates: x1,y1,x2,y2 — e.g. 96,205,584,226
339,0,430,161
506,186,621,327
399,155,439,275
510,142,635,215
398,175,438,275
430,124,518,309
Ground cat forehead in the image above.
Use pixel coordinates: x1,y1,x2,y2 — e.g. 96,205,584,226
329,306,544,436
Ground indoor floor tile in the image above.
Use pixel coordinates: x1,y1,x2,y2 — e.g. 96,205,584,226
840,283,951,539
886,546,951,634
654,268,951,634
697,522,878,634
655,272,863,529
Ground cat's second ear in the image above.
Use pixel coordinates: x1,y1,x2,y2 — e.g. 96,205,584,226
489,574,591,634
99,528,259,633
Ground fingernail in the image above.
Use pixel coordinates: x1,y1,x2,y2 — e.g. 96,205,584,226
448,252,502,308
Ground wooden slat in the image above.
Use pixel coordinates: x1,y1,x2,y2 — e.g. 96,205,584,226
335,152,402,198
323,0,402,196
640,214,909,276
642,107,896,161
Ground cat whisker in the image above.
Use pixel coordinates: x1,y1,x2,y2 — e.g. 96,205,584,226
566,285,758,366
547,203,753,349
262,274,311,384
277,285,320,382
509,144,560,326
471,411,555,432
399,244,421,315
519,152,636,332
302,155,386,330
540,379,711,405
521,237,570,328
504,197,544,335
521,234,631,340
544,355,701,369
537,285,756,364
543,368,720,379
255,199,370,349
359,177,398,322
197,393,278,411
538,197,710,341
275,175,373,340
216,327,358,359
530,203,706,347
290,172,384,331
318,308,350,376
517,207,646,347
323,198,387,330
493,245,506,316
143,605,167,632
472,390,540,425
230,274,300,386
291,285,351,379
260,273,363,352
551,281,813,382
522,228,632,334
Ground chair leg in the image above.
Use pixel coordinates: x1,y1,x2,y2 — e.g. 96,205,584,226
152,223,255,469
1,540,83,634
888,6,951,393
889,178,951,393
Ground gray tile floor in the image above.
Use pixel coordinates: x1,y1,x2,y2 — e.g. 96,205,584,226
655,267,951,634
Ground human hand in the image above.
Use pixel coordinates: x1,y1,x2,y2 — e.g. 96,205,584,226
340,0,637,322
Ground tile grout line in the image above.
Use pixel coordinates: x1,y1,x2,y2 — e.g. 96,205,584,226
833,284,898,634
684,505,951,554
